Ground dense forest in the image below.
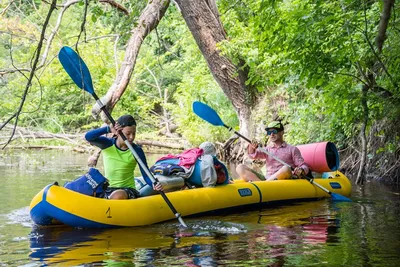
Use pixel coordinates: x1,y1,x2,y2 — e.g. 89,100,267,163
0,0,399,184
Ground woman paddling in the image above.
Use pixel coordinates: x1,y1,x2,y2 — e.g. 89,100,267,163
85,114,163,199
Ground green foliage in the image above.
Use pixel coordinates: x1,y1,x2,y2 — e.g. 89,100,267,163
114,5,237,143
171,63,238,145
218,0,400,148
0,3,117,132
2,0,399,172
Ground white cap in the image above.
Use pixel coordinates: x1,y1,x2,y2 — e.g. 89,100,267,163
199,142,216,156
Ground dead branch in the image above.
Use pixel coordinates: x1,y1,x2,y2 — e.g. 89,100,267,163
0,0,58,149
4,145,87,152
40,0,80,68
99,0,130,15
0,0,15,16
75,0,88,51
92,0,171,121
135,140,185,150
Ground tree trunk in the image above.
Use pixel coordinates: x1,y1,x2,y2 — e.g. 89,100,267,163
355,1,394,184
174,0,254,139
88,0,170,167
92,0,170,120
376,0,394,53
356,85,369,185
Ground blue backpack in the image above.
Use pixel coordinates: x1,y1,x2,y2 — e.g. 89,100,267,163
64,168,109,198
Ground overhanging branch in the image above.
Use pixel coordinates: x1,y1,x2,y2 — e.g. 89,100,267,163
1,0,58,149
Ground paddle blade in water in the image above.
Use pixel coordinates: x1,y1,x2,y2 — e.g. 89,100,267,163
331,192,352,202
192,101,225,126
58,46,94,94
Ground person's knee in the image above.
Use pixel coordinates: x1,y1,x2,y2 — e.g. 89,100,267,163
236,164,247,175
282,165,291,174
109,190,128,199
276,166,292,180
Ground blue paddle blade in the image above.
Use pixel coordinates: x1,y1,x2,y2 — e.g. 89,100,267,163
331,193,352,202
192,101,225,126
58,46,94,95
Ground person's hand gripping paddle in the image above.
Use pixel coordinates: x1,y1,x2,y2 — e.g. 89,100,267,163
192,101,351,202
58,46,188,227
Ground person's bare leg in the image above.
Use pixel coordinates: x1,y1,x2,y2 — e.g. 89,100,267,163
109,189,128,199
236,164,264,182
267,166,292,181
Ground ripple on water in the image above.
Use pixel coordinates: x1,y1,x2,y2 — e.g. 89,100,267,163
6,206,33,228
190,220,247,234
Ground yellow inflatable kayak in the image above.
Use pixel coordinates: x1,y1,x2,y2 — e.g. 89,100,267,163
29,171,351,228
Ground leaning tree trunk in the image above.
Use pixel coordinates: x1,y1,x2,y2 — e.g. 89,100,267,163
87,0,170,167
91,0,170,119
175,0,255,141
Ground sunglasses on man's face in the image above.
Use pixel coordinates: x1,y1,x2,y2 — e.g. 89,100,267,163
267,129,279,135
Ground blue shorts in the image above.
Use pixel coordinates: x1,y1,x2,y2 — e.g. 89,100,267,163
104,187,140,199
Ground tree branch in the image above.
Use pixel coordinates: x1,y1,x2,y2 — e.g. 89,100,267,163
1,0,58,149
75,0,88,51
91,0,171,121
0,0,15,16
41,0,80,67
375,0,395,53
0,0,80,76
99,0,130,15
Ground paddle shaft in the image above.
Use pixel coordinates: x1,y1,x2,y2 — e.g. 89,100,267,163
230,126,344,197
92,93,187,227
222,124,293,169
229,125,343,197
192,101,351,201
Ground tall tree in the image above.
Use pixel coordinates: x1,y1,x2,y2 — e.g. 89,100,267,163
174,0,257,140
92,0,171,121
355,0,396,185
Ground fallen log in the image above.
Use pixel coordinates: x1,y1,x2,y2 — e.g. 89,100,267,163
1,125,187,151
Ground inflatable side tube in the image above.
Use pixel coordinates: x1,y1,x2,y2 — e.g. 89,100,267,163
296,142,340,173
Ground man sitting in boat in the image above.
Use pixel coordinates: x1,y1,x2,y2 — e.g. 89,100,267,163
85,115,163,199
236,121,309,181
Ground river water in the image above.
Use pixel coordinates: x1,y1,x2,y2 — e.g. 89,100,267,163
0,150,399,266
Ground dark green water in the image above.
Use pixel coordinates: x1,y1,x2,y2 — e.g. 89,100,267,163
0,150,399,266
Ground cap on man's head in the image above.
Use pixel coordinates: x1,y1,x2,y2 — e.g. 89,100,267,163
265,121,284,132
117,115,136,127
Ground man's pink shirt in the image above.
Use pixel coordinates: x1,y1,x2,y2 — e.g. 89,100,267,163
248,142,309,176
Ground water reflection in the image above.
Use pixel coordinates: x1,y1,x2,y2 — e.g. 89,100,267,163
2,150,400,266
29,220,246,266
29,201,343,266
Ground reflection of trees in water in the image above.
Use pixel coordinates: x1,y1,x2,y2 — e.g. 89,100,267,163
242,214,341,266
30,224,243,266
136,215,341,267
29,207,341,266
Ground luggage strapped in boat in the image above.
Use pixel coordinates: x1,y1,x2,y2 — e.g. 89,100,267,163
151,157,230,188
64,168,109,198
